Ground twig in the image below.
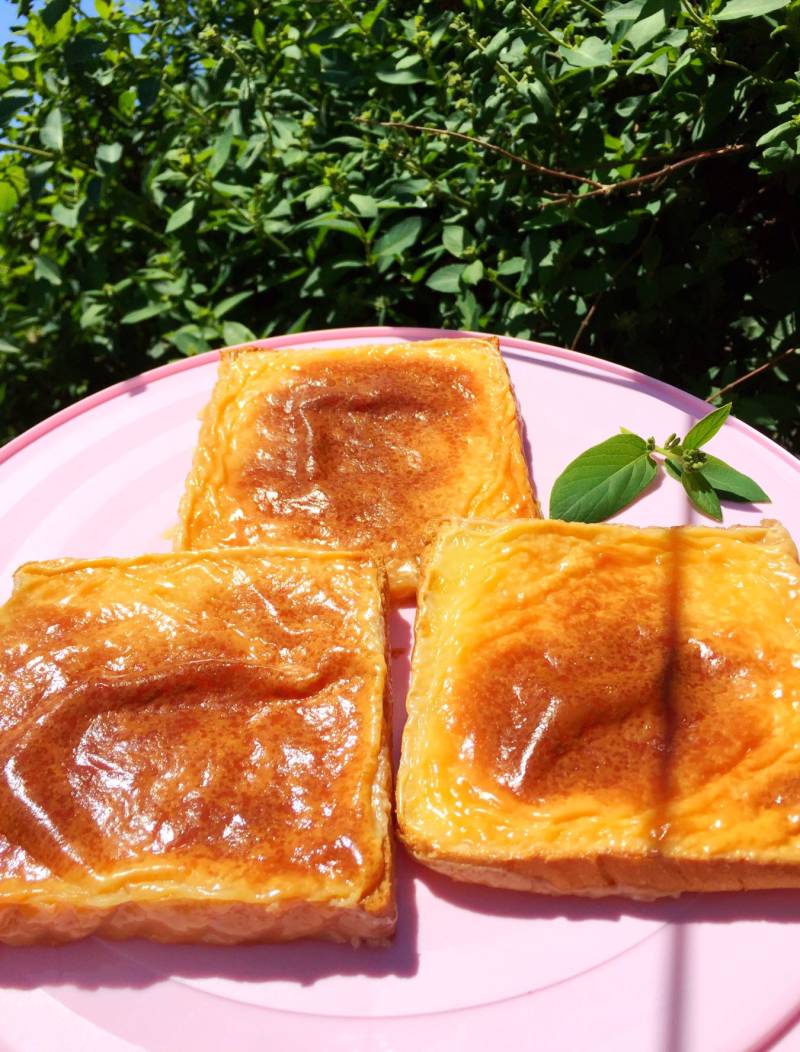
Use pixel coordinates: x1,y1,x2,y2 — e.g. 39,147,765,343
0,140,55,160
705,346,797,402
520,4,565,47
571,299,601,353
354,117,605,189
544,143,748,207
354,119,748,204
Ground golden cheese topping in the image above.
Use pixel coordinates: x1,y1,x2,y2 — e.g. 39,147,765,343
177,339,537,601
0,548,390,910
398,519,800,866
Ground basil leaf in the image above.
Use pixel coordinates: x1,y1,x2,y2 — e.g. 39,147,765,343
549,434,657,523
699,455,770,503
682,470,722,521
682,402,731,449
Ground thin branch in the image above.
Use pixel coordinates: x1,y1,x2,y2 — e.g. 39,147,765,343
574,0,604,17
705,346,797,402
0,140,55,160
354,117,605,189
520,4,564,47
354,119,748,205
571,298,600,352
543,143,748,207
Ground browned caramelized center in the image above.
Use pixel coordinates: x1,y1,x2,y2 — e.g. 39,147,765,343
457,555,771,807
0,661,368,882
0,556,384,889
239,358,481,550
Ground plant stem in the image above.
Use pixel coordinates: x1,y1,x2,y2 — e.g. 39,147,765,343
355,117,605,188
705,346,797,402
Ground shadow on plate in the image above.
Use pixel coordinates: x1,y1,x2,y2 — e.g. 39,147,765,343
415,860,800,926
0,850,421,993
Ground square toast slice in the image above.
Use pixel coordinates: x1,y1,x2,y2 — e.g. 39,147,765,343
0,547,394,944
398,518,800,898
176,338,538,601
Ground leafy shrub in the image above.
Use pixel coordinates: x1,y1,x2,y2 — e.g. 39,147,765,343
1,0,798,449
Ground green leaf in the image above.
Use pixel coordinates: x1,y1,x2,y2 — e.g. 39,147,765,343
95,142,123,172
484,28,512,59
253,18,267,51
461,259,484,286
682,470,722,521
374,216,422,257
222,320,257,345
0,92,28,125
756,121,795,147
716,0,790,20
442,225,466,257
426,263,464,293
0,182,18,213
305,185,332,210
208,128,233,177
561,36,612,69
296,214,362,237
0,338,21,354
41,0,70,29
121,302,170,324
683,403,731,448
699,455,770,503
40,107,63,152
549,434,658,522
34,256,62,285
375,67,426,84
80,302,106,328
213,290,253,318
497,256,525,276
165,200,195,232
625,5,669,50
52,202,79,228
361,0,387,31
349,193,378,218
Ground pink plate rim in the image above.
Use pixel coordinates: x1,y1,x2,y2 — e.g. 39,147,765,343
2,325,798,479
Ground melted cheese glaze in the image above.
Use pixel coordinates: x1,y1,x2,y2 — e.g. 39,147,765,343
0,549,390,916
177,339,537,601
398,520,800,869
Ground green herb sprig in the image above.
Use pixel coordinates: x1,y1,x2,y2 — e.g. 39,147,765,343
549,403,770,524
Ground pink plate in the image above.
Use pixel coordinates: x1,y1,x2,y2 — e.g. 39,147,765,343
1,326,799,1052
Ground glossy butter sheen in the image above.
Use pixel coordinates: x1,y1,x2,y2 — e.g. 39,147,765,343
176,339,538,600
0,548,394,943
398,519,800,895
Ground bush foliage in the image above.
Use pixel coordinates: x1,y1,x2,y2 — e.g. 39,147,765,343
1,0,798,448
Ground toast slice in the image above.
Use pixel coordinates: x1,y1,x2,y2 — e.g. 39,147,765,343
397,518,800,898
0,547,394,945
176,338,537,601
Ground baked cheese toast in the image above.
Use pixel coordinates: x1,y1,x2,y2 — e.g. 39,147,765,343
398,518,800,898
176,338,537,601
0,547,394,944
